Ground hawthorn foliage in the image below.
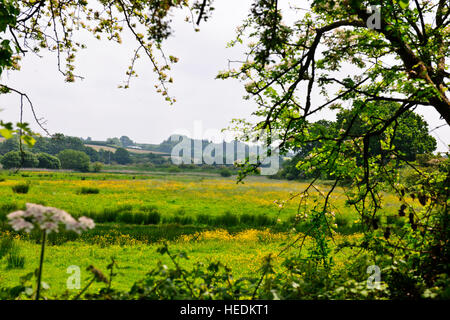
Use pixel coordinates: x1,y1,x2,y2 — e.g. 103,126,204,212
218,0,449,296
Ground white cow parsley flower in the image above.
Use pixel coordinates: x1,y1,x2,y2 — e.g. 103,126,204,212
7,203,95,234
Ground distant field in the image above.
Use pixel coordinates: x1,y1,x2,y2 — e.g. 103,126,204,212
0,170,405,232
0,171,360,223
84,144,169,155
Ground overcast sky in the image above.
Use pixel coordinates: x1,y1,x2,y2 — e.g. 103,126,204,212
0,0,448,152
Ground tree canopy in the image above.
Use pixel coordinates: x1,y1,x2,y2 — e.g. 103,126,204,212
57,149,90,171
114,147,131,164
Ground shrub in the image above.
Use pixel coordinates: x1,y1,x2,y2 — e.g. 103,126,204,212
78,187,100,194
0,151,21,169
37,153,61,169
137,162,154,170
179,164,196,169
21,151,39,168
335,216,350,229
57,149,90,172
219,168,232,177
0,151,39,169
92,162,103,172
168,165,181,173
114,148,132,165
12,183,30,194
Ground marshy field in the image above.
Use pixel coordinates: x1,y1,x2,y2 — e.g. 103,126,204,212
0,170,403,298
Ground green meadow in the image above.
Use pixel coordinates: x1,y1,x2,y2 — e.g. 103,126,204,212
0,170,400,298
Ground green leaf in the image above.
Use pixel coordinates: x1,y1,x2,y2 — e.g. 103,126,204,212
398,0,409,9
21,135,36,147
0,128,13,139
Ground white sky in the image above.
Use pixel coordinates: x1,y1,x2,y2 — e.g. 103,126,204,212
0,0,448,152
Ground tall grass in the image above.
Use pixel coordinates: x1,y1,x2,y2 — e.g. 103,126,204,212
5,242,25,269
78,187,100,194
0,202,19,221
12,183,30,194
84,204,161,225
0,237,13,259
196,212,276,228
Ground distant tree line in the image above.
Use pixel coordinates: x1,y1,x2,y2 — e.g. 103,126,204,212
0,106,439,174
0,134,141,171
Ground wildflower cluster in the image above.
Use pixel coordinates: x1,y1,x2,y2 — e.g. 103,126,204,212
7,203,95,234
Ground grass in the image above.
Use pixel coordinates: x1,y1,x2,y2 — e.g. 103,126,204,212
0,169,404,297
0,237,13,259
0,171,368,227
6,248,25,269
0,229,360,297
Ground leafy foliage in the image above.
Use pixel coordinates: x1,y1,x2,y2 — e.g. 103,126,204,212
114,148,132,165
0,150,38,169
37,153,61,169
57,149,90,172
218,0,450,298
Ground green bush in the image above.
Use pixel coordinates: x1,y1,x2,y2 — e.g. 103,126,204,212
168,166,181,173
219,168,232,177
78,187,100,194
92,162,103,172
22,151,39,168
114,148,132,165
57,149,90,172
400,167,421,187
12,183,30,194
335,215,350,229
37,153,61,169
0,151,20,169
0,151,38,169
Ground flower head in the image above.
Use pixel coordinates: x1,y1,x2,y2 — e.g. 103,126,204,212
7,203,95,234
